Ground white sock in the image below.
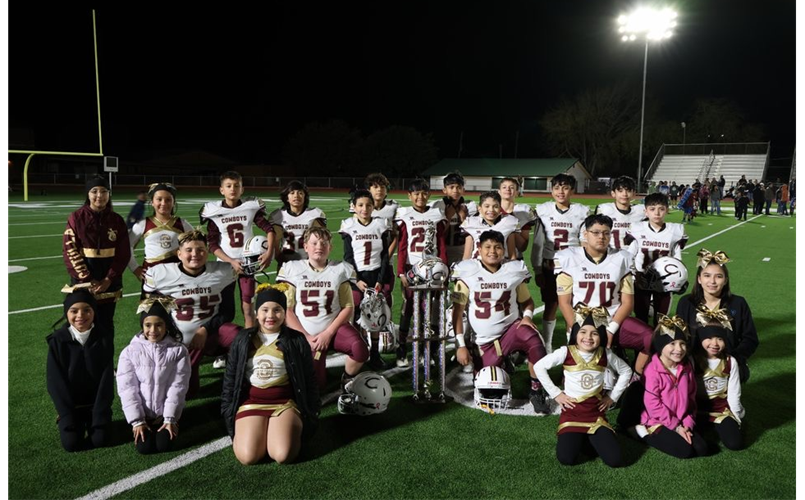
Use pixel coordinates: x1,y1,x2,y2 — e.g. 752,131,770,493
542,320,556,353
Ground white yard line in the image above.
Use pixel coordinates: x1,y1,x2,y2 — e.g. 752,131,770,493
8,234,64,239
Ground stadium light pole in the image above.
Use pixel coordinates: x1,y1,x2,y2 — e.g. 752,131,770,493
618,7,677,193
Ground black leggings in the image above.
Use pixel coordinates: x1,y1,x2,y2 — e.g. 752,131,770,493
713,418,743,450
557,428,622,467
135,424,175,454
58,408,108,452
644,425,708,458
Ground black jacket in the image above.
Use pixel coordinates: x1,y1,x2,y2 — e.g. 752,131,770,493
676,294,759,381
221,326,320,441
46,324,115,429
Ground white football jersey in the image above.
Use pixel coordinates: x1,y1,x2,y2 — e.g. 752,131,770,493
371,199,399,223
268,207,327,260
451,259,531,344
277,260,356,335
128,216,194,271
504,203,538,230
625,221,688,272
200,198,267,259
395,206,447,267
535,202,590,260
143,261,237,345
460,214,520,260
339,217,391,272
554,247,633,317
595,202,646,250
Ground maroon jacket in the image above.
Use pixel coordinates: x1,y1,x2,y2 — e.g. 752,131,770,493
63,204,131,303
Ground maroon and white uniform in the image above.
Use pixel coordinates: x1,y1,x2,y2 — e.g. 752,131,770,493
625,221,688,274
277,259,368,387
200,197,274,261
534,202,590,260
371,199,400,224
394,205,448,271
277,260,357,336
143,261,237,345
268,207,327,263
535,345,631,434
700,356,744,424
128,216,194,272
595,202,646,250
460,214,520,260
451,259,545,369
554,246,634,318
339,217,391,274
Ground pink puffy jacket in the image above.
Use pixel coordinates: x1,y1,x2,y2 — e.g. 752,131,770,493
640,354,697,431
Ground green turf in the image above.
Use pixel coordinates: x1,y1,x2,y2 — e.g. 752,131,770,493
7,190,796,499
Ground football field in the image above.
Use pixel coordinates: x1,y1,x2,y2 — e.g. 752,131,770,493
7,189,796,499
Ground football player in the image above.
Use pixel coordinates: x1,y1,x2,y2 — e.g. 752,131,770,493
625,192,688,325
530,173,590,352
594,175,646,250
277,226,368,390
498,177,537,259
451,230,550,414
143,230,239,399
268,180,327,273
431,171,477,266
554,214,653,378
460,191,519,261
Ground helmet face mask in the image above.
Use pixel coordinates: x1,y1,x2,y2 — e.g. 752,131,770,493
407,256,450,286
241,235,268,276
473,366,512,410
337,372,392,416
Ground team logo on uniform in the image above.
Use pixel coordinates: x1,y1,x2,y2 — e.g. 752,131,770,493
108,228,118,241
255,359,276,381
704,377,719,392
580,373,595,390
159,234,172,249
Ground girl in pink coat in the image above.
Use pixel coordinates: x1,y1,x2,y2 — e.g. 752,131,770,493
636,315,709,458
116,297,191,454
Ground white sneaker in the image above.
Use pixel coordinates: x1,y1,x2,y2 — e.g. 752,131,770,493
213,356,227,369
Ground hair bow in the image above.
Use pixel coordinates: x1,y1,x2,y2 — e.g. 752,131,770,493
573,304,610,328
257,282,290,294
695,304,733,330
696,249,731,268
656,314,689,340
136,295,177,315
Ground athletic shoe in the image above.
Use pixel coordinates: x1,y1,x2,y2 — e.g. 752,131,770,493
368,351,389,371
213,356,226,369
395,345,409,368
529,387,551,415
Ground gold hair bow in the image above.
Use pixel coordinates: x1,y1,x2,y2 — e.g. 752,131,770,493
696,249,731,269
137,295,177,315
148,182,175,192
573,304,610,328
656,314,689,340
257,282,290,294
695,304,733,330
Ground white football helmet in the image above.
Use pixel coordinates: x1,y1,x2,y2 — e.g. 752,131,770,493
241,235,268,276
406,256,450,286
474,366,512,410
337,372,392,416
645,256,689,294
357,286,391,333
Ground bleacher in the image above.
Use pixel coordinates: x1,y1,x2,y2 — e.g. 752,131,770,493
649,153,767,187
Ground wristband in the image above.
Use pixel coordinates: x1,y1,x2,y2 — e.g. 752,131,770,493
523,309,534,319
607,321,621,334
455,334,466,348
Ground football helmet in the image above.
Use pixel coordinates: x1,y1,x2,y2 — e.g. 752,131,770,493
406,256,450,286
337,372,392,416
357,286,391,333
474,365,512,410
241,235,268,276
643,256,689,294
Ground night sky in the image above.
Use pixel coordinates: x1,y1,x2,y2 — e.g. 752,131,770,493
8,1,797,169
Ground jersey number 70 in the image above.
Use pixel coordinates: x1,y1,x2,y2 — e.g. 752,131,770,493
577,281,616,307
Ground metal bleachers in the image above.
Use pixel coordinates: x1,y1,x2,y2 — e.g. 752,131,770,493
647,143,769,187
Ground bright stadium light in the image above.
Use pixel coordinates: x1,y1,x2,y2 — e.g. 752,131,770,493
618,6,677,192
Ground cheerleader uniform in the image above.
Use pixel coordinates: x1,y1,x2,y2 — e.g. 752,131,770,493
698,355,744,450
128,216,194,273
236,332,300,421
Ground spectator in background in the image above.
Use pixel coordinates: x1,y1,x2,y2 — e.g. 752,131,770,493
658,181,670,197
669,182,680,204
698,182,709,216
718,175,726,198
780,183,790,215
752,182,764,215
709,180,721,215
127,191,147,230
764,183,775,215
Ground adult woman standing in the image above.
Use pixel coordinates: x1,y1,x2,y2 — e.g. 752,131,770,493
675,249,759,383
62,176,131,341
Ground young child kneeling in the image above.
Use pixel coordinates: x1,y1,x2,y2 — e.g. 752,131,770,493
116,297,191,454
534,304,632,467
